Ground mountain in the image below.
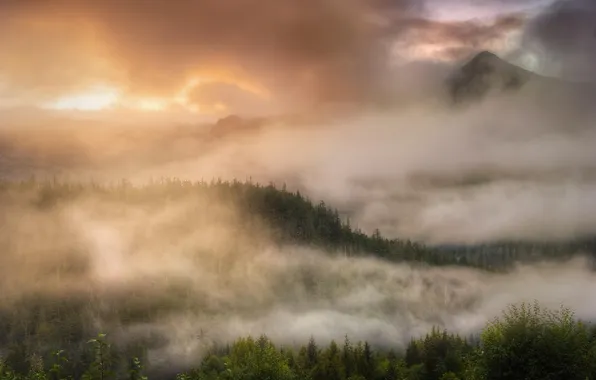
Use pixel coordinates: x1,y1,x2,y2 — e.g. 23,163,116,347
446,50,596,106
447,51,538,103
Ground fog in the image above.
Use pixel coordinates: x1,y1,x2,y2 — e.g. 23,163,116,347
2,0,596,377
2,44,596,376
3,81,595,245
2,185,596,371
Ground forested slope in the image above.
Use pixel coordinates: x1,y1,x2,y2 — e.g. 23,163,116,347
1,178,596,379
2,178,594,270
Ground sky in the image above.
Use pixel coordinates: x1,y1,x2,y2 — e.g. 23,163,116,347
2,0,588,119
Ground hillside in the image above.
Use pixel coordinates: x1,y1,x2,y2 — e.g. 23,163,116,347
1,178,594,270
1,179,595,378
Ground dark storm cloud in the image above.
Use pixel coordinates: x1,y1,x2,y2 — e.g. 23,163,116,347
521,0,596,80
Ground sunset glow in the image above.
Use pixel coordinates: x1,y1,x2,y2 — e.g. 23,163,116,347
1,1,596,378
35,70,272,115
131,98,169,112
43,86,120,111
0,0,581,118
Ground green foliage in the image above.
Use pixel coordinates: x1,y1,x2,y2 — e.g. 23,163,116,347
439,372,459,380
474,301,594,380
1,302,596,379
311,340,343,380
220,335,295,380
403,328,470,380
49,350,71,380
0,360,21,380
128,357,147,380
82,334,113,380
26,354,45,380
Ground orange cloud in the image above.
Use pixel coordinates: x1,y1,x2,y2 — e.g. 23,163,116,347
0,14,121,101
0,0,528,113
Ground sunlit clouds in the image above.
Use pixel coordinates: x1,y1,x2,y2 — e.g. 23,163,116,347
42,85,121,111
1,0,596,365
0,0,541,118
36,74,274,115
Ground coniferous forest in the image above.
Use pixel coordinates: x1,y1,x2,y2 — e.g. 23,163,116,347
1,302,596,379
3,178,594,271
4,0,596,377
1,179,596,379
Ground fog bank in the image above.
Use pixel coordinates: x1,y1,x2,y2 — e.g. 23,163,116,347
2,189,595,369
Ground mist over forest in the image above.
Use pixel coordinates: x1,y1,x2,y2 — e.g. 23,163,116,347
2,0,596,379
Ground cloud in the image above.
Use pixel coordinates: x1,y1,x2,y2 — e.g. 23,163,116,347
4,89,596,245
187,82,276,116
0,0,528,112
393,14,526,61
519,0,596,80
3,186,596,374
0,0,413,108
0,15,121,101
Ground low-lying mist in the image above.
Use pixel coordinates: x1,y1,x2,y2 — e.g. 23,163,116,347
2,84,595,244
2,51,596,375
2,187,596,371
2,0,596,376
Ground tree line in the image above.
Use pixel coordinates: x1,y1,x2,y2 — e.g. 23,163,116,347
2,177,594,271
1,302,595,379
1,179,595,378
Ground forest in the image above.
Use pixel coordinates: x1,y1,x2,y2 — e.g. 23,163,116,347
1,302,595,379
1,179,595,379
2,178,594,271
2,0,595,378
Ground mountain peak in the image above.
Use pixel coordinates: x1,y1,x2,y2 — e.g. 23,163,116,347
447,50,532,104
460,51,512,75
471,50,500,62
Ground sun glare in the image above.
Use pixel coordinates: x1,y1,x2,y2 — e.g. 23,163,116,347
134,98,168,112
40,73,269,114
44,86,120,111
